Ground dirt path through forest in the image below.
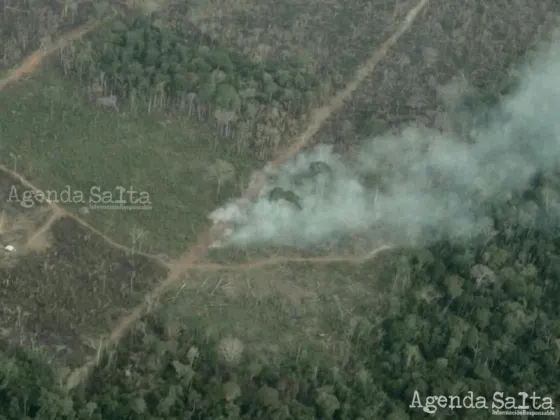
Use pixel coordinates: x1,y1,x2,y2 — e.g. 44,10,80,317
268,0,430,171
189,245,397,272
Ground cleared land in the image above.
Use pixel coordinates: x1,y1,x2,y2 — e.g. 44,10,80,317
0,170,168,369
313,0,560,152
0,68,260,257
0,0,428,255
147,245,404,365
0,0,430,260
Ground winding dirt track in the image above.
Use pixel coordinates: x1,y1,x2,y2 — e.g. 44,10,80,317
0,0,431,389
192,245,397,272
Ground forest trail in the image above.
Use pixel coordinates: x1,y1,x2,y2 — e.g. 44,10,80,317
268,0,430,171
0,20,99,92
187,245,397,272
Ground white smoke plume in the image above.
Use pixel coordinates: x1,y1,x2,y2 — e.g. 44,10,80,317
209,39,560,249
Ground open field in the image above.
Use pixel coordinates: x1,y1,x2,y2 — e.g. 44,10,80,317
151,246,404,360
1,0,560,418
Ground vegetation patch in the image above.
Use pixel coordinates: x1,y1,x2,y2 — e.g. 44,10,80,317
0,0,105,72
0,205,168,369
0,68,260,256
180,0,413,84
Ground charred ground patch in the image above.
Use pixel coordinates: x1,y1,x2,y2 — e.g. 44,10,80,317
0,214,169,368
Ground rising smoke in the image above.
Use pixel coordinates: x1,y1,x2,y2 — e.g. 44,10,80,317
209,39,560,249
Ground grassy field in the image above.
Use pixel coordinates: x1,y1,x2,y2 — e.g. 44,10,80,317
0,66,260,257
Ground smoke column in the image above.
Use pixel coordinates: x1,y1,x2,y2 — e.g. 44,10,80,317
209,39,560,249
